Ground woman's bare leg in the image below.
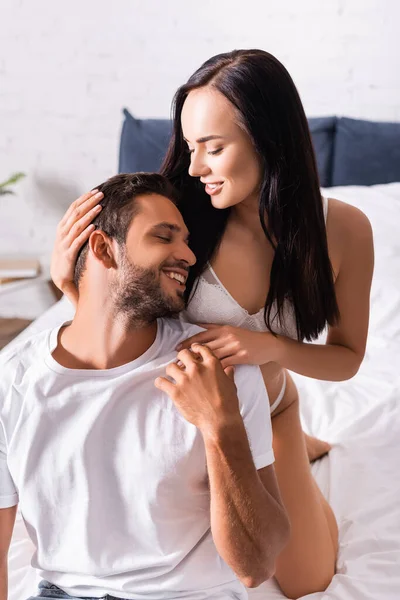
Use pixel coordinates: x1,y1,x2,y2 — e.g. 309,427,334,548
270,372,338,599
304,433,331,462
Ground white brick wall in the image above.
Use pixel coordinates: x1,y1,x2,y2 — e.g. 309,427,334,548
1,0,399,272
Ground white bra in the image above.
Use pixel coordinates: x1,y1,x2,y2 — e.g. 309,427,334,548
182,196,329,341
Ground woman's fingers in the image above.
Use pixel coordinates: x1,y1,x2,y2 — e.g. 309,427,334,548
69,224,96,255
60,190,104,233
196,339,223,352
192,340,236,361
211,348,231,360
59,190,97,228
67,204,102,244
209,345,237,360
76,188,99,208
220,355,240,369
176,329,221,350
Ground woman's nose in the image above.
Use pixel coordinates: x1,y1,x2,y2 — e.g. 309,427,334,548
188,151,210,178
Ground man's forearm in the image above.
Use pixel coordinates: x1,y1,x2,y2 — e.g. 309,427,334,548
203,417,289,588
0,560,8,600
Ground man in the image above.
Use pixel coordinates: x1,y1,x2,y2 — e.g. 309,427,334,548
0,173,289,600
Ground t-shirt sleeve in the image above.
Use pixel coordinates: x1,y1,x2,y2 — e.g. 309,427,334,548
234,365,274,470
0,424,18,509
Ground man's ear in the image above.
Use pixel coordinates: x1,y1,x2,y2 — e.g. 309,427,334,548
87,230,117,270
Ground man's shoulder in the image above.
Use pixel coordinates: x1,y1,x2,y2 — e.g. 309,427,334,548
0,329,52,380
233,363,264,390
159,319,262,383
160,319,265,390
233,364,269,411
160,317,205,344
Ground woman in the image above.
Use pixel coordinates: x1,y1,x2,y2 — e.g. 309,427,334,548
51,50,374,598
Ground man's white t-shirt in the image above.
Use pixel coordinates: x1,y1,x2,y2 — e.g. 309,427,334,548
0,318,274,600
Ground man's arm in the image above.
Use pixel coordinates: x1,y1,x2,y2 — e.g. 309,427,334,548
0,505,17,600
203,418,289,588
155,345,290,588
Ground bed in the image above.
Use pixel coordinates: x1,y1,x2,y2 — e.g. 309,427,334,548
3,115,400,600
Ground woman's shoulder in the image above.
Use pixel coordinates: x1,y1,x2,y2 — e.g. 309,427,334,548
326,197,372,235
325,197,373,275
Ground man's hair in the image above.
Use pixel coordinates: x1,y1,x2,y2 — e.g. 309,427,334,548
74,172,179,287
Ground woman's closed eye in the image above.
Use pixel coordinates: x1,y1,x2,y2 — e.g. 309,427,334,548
186,147,223,156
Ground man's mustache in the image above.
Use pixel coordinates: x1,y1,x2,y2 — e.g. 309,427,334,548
160,260,190,274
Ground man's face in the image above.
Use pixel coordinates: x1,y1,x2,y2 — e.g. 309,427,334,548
112,194,196,326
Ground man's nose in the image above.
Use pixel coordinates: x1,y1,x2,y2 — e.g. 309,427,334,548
174,243,196,267
183,244,196,267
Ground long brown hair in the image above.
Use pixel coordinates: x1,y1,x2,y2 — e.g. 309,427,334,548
161,49,339,340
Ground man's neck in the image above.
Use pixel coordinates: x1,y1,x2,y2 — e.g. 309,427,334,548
52,303,158,370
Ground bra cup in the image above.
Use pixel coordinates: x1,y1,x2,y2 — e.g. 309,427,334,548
183,197,329,341
183,274,298,340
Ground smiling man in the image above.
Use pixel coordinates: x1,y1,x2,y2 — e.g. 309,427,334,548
0,173,289,600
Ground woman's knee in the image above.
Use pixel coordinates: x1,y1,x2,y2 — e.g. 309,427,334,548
279,567,334,600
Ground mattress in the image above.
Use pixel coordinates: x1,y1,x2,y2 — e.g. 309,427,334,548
3,183,400,600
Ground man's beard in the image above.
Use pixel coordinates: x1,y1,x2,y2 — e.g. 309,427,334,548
112,253,186,327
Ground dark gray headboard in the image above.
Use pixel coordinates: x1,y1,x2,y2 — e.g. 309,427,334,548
119,109,400,188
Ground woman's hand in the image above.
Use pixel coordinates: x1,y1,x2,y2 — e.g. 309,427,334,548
155,344,241,432
50,189,103,303
176,324,280,369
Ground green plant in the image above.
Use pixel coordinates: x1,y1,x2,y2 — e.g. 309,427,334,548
0,172,25,195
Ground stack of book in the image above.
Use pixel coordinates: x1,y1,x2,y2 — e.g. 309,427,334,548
0,258,41,284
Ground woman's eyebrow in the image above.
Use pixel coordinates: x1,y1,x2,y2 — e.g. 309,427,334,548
183,135,224,144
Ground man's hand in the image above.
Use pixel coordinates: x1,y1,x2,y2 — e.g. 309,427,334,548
155,343,240,433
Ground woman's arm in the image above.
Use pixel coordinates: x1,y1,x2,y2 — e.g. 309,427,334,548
274,202,374,380
50,189,103,307
179,202,374,381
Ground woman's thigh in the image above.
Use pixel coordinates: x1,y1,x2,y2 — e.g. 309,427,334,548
270,372,338,598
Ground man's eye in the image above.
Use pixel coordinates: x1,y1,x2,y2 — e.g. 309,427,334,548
157,236,171,242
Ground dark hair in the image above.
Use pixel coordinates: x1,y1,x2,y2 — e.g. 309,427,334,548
74,172,178,286
161,49,339,340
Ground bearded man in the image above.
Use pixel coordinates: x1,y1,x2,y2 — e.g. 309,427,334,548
0,173,289,600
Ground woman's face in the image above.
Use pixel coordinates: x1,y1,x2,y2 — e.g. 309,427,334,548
181,86,263,210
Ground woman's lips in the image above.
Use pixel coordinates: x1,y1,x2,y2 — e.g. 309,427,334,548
205,182,224,196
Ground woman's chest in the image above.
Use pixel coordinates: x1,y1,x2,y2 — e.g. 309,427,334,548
210,229,275,315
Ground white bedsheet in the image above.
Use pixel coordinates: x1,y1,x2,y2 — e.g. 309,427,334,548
3,184,400,600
